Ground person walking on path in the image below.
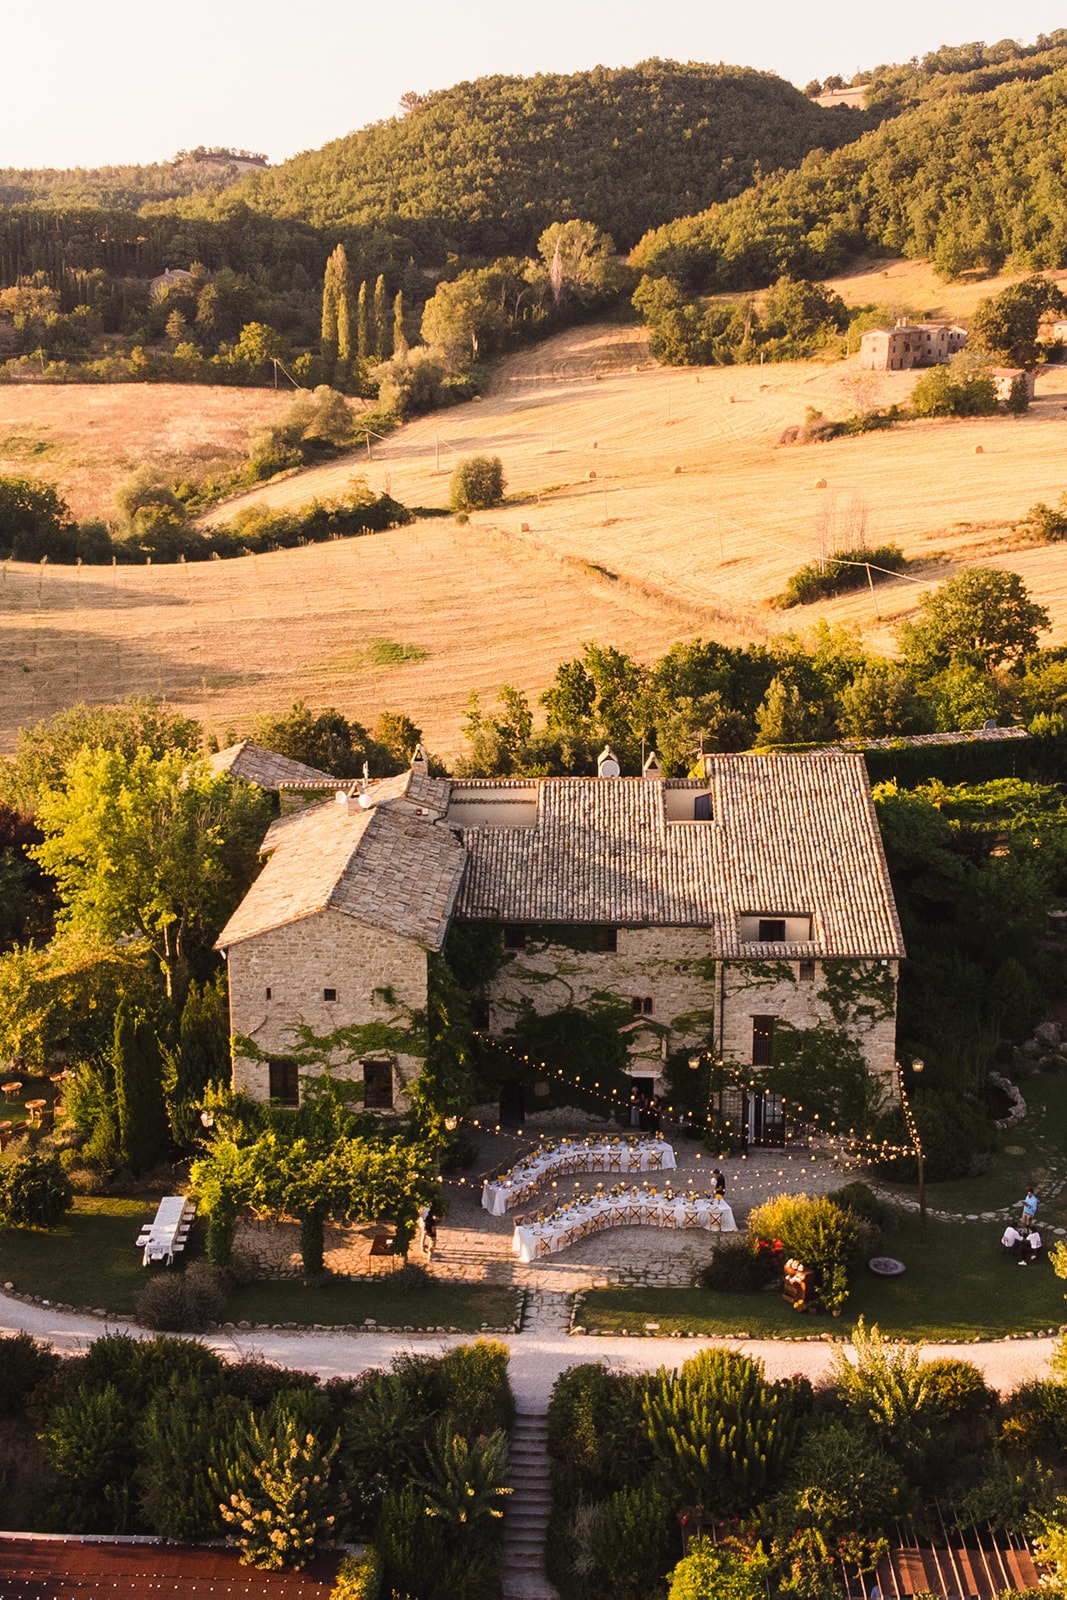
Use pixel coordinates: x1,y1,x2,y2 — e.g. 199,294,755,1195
1021,1189,1039,1226
712,1168,726,1198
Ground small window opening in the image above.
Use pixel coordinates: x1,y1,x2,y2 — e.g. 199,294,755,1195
363,1059,394,1110
503,926,526,950
265,986,272,1000
758,919,786,942
268,1057,299,1106
596,927,618,952
632,996,654,1016
798,960,816,982
323,987,337,1002
752,1015,775,1067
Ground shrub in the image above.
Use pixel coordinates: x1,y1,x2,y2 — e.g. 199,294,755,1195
699,1235,780,1292
38,1381,136,1533
213,1393,343,1569
1002,1380,1067,1455
668,1536,772,1600
391,1259,432,1292
435,1340,515,1437
643,1348,800,1515
134,1262,228,1331
136,1374,245,1541
912,363,997,417
746,1192,868,1305
0,1331,58,1417
766,1416,908,1540
826,1181,898,1234
547,1363,649,1503
592,1483,674,1600
331,1549,383,1600
777,543,907,607
0,1149,73,1227
450,454,505,511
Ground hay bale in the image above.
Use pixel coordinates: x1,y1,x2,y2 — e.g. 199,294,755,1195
814,478,827,489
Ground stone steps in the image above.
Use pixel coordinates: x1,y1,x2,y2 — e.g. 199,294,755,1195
503,1410,558,1600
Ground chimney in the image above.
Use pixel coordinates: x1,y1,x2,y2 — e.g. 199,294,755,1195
642,751,664,780
597,745,621,778
410,742,429,777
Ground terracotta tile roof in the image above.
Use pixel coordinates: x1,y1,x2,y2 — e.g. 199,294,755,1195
216,792,466,952
219,753,902,960
455,755,904,958
0,1536,339,1595
208,742,336,790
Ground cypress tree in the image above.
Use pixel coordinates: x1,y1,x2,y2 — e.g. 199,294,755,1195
373,273,388,360
392,289,408,357
114,1002,170,1175
321,249,337,371
356,280,368,370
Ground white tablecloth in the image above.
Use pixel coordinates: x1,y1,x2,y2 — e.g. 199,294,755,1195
511,1190,735,1262
138,1195,195,1265
482,1139,676,1216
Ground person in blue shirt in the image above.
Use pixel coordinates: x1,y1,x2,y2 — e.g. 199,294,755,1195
1021,1189,1039,1226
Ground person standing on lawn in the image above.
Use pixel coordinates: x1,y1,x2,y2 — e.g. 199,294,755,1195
1021,1189,1039,1226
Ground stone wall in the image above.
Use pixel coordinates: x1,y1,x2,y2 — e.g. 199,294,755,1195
486,926,717,1080
227,909,429,1109
487,934,898,1094
721,957,899,1093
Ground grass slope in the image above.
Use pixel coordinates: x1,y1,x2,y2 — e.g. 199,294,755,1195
4,310,1067,759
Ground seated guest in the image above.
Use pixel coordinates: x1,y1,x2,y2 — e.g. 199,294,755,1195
1002,1224,1024,1253
1019,1227,1043,1266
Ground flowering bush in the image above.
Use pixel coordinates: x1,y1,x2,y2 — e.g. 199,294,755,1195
213,1400,343,1569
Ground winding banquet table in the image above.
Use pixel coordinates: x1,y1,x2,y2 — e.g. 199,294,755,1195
511,1188,736,1263
482,1138,676,1217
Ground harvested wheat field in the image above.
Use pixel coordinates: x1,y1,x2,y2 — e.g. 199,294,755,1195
0,383,292,521
4,319,1067,758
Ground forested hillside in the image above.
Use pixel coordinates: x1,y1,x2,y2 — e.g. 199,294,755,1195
222,61,862,255
0,149,268,211
631,42,1067,290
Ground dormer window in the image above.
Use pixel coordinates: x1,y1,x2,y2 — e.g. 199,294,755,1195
738,913,813,944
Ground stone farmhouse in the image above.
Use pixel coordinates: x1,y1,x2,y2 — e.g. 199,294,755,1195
859,318,968,371
216,746,904,1139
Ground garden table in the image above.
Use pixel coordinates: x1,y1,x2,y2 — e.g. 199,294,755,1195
24,1099,46,1127
482,1138,676,1216
511,1188,735,1262
1,1082,22,1100
137,1195,196,1266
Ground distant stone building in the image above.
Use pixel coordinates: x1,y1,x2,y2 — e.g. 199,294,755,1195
217,747,904,1137
859,318,968,371
990,367,1036,401
149,266,195,298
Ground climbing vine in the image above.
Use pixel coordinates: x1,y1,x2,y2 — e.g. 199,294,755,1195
817,961,896,1028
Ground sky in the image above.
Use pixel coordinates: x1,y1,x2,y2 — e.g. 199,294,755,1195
3,0,1066,170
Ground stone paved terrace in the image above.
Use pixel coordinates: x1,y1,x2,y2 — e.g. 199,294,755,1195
234,1120,847,1292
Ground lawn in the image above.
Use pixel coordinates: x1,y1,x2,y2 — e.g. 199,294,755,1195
579,1207,1067,1342
226,1279,520,1333
0,1197,519,1330
0,1196,147,1314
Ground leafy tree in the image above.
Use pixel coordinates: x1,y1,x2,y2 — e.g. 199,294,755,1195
31,747,271,998
829,1318,932,1454
758,275,848,354
538,219,626,307
392,289,408,358
321,243,352,383
837,666,931,738
0,932,151,1072
373,711,422,764
911,356,997,417
754,675,820,745
1,696,202,813
356,279,368,370
969,274,1067,366
251,699,401,778
167,974,229,1141
0,1148,73,1227
898,567,1050,674
113,1002,170,1173
765,1023,882,1129
450,454,505,511
0,475,78,562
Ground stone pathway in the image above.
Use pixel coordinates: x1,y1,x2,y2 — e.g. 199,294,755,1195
502,1410,557,1600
